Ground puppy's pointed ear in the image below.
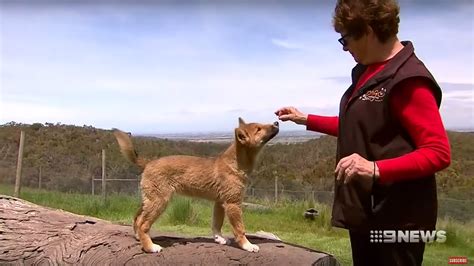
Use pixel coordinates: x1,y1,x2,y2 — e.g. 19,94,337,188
238,117,246,127
235,128,248,145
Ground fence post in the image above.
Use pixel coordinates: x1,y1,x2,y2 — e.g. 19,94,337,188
102,149,106,201
38,166,42,189
91,176,95,196
137,176,140,197
14,131,25,198
274,174,278,204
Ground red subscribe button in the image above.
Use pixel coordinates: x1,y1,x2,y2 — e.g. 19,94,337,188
448,256,468,264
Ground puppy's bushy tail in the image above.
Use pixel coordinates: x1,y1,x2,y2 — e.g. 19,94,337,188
112,129,148,170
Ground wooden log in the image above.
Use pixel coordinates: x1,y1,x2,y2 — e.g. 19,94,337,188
0,195,340,265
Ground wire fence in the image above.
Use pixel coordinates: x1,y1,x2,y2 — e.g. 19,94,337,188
3,175,473,222
3,130,473,222
247,187,335,205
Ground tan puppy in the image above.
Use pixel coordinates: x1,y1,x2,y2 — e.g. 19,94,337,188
113,118,279,253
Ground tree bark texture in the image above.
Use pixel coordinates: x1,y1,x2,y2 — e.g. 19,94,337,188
0,195,339,265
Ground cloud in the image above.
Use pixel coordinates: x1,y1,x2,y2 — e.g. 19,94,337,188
271,38,304,50
439,82,474,130
1,2,472,133
0,101,79,125
322,76,352,84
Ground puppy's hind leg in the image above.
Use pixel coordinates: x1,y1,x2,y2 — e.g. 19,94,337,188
212,201,228,245
136,191,172,253
224,202,259,252
133,203,143,240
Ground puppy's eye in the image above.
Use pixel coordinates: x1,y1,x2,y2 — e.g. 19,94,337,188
256,127,261,133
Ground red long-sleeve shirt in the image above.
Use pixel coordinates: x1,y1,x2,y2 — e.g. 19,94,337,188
306,62,451,183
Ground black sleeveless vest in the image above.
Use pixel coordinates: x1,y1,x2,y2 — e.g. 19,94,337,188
331,41,442,231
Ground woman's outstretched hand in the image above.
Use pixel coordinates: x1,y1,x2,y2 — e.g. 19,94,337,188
274,106,307,125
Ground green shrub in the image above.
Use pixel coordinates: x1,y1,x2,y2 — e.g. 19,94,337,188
167,196,198,225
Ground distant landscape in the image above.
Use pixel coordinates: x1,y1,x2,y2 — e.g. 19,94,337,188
146,130,323,144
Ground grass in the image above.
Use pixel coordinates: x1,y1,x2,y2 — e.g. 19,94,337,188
1,184,473,266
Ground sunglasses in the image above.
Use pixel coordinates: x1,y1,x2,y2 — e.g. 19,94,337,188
338,33,351,47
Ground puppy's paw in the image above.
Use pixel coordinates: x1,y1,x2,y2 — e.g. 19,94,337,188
214,235,228,245
144,243,163,253
242,242,259,252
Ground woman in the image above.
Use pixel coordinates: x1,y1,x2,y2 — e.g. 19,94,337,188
275,0,451,265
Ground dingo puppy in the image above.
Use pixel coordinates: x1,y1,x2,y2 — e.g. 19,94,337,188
113,118,279,253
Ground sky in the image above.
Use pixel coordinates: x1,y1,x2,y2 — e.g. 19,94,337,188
0,0,473,134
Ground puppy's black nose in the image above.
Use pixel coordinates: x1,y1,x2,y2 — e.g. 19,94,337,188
273,121,279,127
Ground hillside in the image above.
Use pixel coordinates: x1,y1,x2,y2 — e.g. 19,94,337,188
1,122,473,201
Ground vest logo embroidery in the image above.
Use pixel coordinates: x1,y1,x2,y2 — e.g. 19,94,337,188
360,87,386,102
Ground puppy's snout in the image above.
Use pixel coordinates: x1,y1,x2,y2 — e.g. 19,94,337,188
273,121,279,127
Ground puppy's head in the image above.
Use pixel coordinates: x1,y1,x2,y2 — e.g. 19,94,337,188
234,117,279,149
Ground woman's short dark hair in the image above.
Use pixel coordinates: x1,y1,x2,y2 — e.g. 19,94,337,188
333,0,400,43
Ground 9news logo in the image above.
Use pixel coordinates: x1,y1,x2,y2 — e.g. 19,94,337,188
369,230,446,243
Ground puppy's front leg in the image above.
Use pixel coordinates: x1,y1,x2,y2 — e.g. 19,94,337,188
212,201,228,245
224,202,259,252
